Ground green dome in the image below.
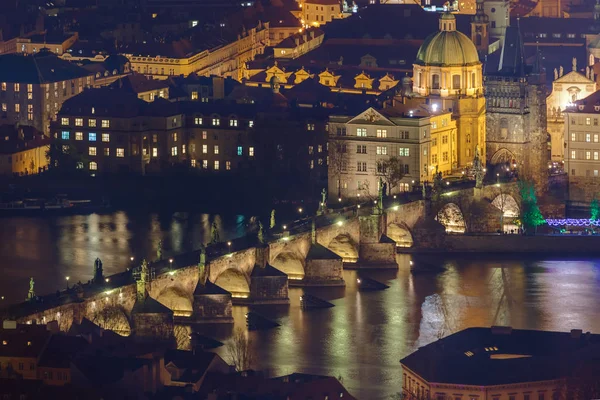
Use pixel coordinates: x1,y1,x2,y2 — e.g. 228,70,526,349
415,14,480,67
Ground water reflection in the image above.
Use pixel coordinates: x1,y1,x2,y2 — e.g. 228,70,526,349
0,211,249,302
3,213,600,399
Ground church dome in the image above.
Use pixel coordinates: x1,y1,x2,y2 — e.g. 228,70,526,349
415,13,480,67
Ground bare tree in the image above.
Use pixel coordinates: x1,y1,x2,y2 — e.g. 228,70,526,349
376,156,405,196
328,139,349,198
227,327,254,372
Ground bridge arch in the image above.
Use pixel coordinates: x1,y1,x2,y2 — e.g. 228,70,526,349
90,305,131,336
271,251,305,280
436,203,466,233
156,286,193,317
327,233,358,263
491,193,520,232
386,222,414,247
214,268,250,298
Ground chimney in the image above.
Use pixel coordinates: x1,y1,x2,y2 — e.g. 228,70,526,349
295,37,300,46
309,30,314,39
570,329,583,339
302,33,307,43
212,76,224,99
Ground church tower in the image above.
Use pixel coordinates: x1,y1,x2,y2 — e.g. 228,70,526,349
471,0,489,55
413,12,486,170
485,24,548,190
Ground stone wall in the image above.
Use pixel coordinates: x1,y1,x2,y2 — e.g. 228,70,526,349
568,176,600,203
443,234,600,253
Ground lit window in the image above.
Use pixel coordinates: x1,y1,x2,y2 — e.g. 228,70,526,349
226,161,231,170
309,146,314,154
104,148,110,156
376,146,387,155
202,131,207,140
237,146,243,156
89,147,97,156
595,134,599,143
214,145,219,154
202,160,208,169
75,118,83,126
587,117,592,125
0,83,5,91
61,131,70,140
318,145,322,153
572,150,576,159
75,132,83,141
195,117,203,125
572,133,576,142
249,120,254,128
357,128,367,137
14,83,20,92
307,123,315,131
14,104,20,113
586,151,591,160
191,159,196,167
249,147,255,156
182,144,186,154
76,162,83,169
214,160,220,170
203,145,208,154
101,120,110,128
89,119,96,127
212,118,220,126
89,133,97,142
376,129,387,138
62,145,69,153
89,161,97,170
1,103,5,111
152,148,158,157
102,133,110,142
399,148,410,157
172,132,178,141
595,151,599,161
191,91,198,100
171,146,178,156
587,134,591,142
230,119,238,127
310,160,314,169
116,148,125,157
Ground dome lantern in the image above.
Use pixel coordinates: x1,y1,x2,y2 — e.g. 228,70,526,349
439,12,457,32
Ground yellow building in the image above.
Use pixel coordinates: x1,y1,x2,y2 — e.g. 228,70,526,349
0,127,50,176
125,22,270,82
301,0,342,27
412,12,486,170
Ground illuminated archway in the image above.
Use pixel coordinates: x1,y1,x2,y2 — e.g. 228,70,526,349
327,233,358,263
436,203,466,233
387,222,414,247
156,286,193,317
91,306,131,336
491,194,520,232
214,269,250,298
271,251,305,281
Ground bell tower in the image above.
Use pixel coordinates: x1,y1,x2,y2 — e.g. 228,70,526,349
471,0,489,55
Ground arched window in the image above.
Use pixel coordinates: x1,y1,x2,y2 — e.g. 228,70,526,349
452,74,461,90
432,74,440,89
466,134,471,143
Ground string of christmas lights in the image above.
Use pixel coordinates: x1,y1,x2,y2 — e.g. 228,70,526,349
545,219,600,227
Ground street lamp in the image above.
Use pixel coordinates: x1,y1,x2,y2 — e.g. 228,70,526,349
130,256,134,262
105,278,110,283
283,224,287,230
169,258,173,270
227,241,232,252
65,276,70,289
338,197,342,202
298,207,303,214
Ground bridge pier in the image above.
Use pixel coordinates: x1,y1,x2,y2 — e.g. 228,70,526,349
298,244,345,286
247,245,289,305
190,282,233,324
351,214,397,269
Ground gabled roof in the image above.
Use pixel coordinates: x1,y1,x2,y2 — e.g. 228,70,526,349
568,89,600,113
306,243,342,260
0,51,94,84
250,264,287,277
347,107,394,125
194,280,231,296
131,294,173,315
37,334,88,368
555,70,595,84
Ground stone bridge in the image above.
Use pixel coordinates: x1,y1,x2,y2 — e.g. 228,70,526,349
4,202,427,334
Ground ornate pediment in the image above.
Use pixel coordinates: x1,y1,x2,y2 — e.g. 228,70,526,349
347,107,394,125
554,71,594,84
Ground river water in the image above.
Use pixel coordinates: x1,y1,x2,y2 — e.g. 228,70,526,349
2,211,600,399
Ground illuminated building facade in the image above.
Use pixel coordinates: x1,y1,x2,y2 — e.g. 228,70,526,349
301,0,342,27
412,12,486,170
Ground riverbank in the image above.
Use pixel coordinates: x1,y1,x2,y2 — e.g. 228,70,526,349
408,234,600,254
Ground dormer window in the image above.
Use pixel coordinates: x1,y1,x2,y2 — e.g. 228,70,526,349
579,105,585,111
595,106,600,112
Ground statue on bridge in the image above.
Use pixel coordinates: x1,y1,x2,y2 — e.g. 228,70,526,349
93,258,103,284
270,209,276,229
258,221,266,245
318,188,328,216
198,244,208,286
473,145,484,189
210,222,220,245
156,240,163,261
27,277,35,300
134,259,151,301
